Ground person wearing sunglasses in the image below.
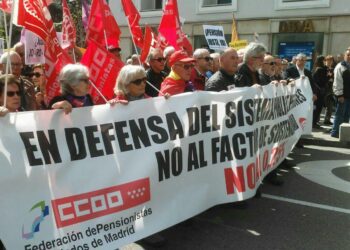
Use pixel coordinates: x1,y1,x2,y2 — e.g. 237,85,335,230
0,74,23,116
145,48,168,97
0,51,37,111
258,55,278,85
31,64,47,110
159,50,196,96
190,48,212,91
49,64,93,114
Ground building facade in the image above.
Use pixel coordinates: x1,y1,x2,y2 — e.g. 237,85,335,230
110,0,350,61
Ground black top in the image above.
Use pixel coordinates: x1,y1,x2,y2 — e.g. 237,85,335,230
49,94,94,109
235,63,261,87
145,68,167,97
205,69,236,92
284,65,318,95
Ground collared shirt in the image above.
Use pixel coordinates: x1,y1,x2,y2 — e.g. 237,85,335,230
296,65,305,77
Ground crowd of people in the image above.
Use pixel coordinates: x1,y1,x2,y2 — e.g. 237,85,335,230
0,40,349,249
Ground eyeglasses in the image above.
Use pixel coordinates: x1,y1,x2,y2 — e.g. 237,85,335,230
11,63,22,67
152,57,166,63
198,57,213,62
7,91,21,97
264,62,276,66
79,78,90,84
130,77,147,85
175,64,194,70
30,72,43,78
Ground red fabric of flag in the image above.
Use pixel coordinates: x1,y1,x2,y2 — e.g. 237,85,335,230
140,26,152,63
13,0,73,103
158,0,183,50
0,0,11,13
87,0,121,49
81,39,124,104
62,0,76,49
121,0,144,48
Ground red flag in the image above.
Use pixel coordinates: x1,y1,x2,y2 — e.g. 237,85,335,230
121,0,143,48
0,0,12,13
81,39,124,104
140,26,152,63
181,34,193,56
13,0,73,102
87,0,121,49
158,0,183,50
62,0,76,49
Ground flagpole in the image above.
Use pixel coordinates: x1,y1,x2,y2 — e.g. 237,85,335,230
3,2,15,108
88,80,109,103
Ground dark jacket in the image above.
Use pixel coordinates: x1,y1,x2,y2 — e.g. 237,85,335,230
205,69,236,92
235,63,261,87
312,66,328,96
49,94,94,109
284,65,319,95
19,77,37,111
145,68,167,97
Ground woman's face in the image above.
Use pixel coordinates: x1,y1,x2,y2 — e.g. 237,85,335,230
32,67,45,91
0,83,21,112
72,76,90,96
126,77,146,97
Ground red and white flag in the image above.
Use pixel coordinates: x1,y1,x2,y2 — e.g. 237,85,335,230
158,0,185,50
121,0,144,48
62,0,76,49
81,39,124,104
13,0,72,102
87,0,121,49
0,0,12,13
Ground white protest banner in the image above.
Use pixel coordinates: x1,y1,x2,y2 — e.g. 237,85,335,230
203,25,228,51
0,80,313,249
24,30,45,65
0,38,4,57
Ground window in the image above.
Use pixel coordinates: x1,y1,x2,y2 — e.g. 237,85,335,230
197,0,237,14
140,0,163,11
275,0,330,10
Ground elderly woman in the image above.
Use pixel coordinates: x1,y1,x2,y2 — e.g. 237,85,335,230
0,74,22,116
49,64,93,114
31,64,47,110
112,65,149,103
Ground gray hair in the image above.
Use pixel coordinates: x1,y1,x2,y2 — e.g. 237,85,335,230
193,48,209,59
210,52,220,60
243,42,266,63
114,65,146,95
163,46,175,58
295,53,307,60
59,64,89,95
0,51,21,64
147,48,163,63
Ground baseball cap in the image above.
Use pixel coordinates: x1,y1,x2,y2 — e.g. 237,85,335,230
168,50,195,67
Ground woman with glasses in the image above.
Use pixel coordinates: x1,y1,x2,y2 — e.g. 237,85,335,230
49,64,93,114
112,65,149,103
31,64,47,110
0,74,23,116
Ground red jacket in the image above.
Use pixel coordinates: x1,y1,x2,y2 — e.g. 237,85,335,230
190,68,206,91
159,77,187,96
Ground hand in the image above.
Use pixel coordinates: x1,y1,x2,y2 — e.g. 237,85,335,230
0,106,9,117
163,93,171,99
109,99,128,106
338,96,345,104
35,92,44,105
270,80,280,86
279,80,288,86
312,94,317,102
301,75,305,80
52,100,73,114
252,83,262,90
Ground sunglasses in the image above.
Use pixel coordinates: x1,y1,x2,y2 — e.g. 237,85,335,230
152,57,166,63
264,62,276,66
30,72,43,78
130,77,147,85
175,64,194,70
7,91,21,97
198,56,213,62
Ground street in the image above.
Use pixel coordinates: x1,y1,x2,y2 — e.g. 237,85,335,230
124,143,350,250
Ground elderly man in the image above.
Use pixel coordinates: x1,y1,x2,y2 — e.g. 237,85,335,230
159,50,196,96
163,46,175,75
259,55,277,85
331,48,350,138
145,48,167,97
13,42,33,78
235,42,266,87
190,48,212,90
205,48,239,92
0,51,37,111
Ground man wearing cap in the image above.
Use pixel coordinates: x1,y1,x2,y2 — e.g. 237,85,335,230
159,50,196,96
